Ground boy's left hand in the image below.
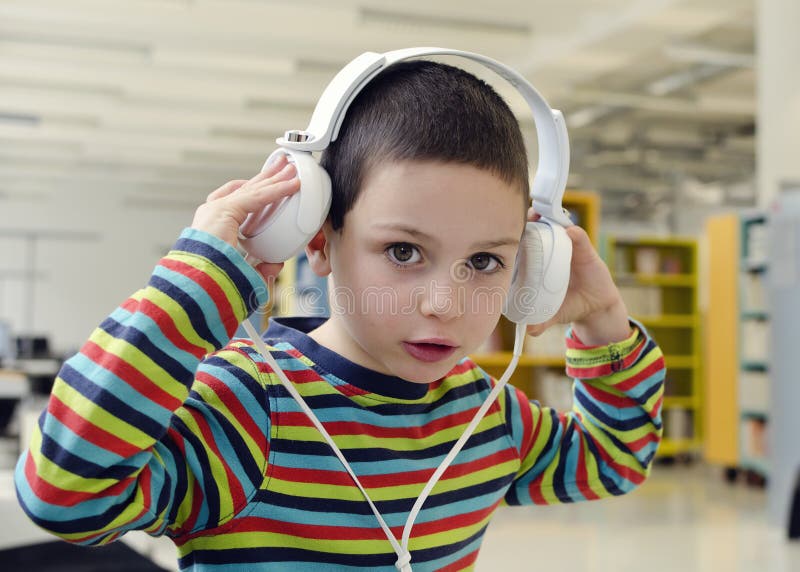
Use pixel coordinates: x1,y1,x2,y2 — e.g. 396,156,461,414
525,208,632,346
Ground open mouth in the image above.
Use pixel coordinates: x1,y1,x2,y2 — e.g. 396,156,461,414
402,342,458,363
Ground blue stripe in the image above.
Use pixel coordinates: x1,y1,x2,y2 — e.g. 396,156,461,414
59,363,166,440
171,415,220,531
185,394,264,492
256,473,514,517
149,270,226,348
107,304,203,374
269,421,509,463
173,229,267,313
99,317,195,388
574,389,653,431
39,425,135,481
67,352,177,428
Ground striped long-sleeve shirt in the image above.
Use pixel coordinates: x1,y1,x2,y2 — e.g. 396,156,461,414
15,228,665,571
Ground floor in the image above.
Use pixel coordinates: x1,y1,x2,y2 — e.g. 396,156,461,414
2,463,799,571
478,463,800,572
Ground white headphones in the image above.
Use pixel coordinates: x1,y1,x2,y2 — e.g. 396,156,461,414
239,47,573,326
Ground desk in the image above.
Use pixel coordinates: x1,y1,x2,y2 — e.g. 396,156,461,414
0,370,27,399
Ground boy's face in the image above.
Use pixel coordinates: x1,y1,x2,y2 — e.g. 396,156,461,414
315,160,527,384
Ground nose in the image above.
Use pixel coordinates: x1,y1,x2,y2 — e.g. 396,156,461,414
418,276,465,322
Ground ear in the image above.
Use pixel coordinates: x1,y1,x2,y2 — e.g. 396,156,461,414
305,221,333,277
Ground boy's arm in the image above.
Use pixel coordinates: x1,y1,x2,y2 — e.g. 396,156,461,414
14,228,271,543
504,319,665,504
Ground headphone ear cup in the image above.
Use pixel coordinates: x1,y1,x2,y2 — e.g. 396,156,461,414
503,220,572,325
239,148,331,263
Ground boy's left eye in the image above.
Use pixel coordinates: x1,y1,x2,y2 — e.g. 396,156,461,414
468,253,503,273
386,243,422,266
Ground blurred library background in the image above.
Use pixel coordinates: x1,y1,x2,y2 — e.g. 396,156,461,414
1,0,800,570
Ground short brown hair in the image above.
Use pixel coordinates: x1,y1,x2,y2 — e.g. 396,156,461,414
320,60,529,231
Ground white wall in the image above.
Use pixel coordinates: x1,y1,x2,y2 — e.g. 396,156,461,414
757,0,800,207
0,191,195,355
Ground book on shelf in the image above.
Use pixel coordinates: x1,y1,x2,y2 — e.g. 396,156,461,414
739,370,770,413
740,321,770,362
617,285,663,316
522,325,568,357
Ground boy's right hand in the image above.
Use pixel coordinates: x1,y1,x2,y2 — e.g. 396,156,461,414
190,152,301,283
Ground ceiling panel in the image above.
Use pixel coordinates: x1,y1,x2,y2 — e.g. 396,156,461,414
0,0,755,221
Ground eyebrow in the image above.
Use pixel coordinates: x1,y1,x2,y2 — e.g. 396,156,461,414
372,223,519,250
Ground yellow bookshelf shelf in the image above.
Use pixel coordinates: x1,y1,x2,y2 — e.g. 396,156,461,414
658,438,700,457
471,353,565,368
662,355,696,369
616,273,696,287
636,315,698,328
607,235,701,457
663,396,697,409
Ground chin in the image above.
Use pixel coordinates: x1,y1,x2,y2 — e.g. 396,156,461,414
399,361,460,384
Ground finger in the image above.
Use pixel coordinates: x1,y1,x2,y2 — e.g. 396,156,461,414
229,175,301,215
246,153,290,185
254,261,285,283
526,207,542,222
256,161,297,187
526,317,558,337
206,180,247,202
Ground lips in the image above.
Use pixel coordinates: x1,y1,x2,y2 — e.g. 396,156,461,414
402,339,459,363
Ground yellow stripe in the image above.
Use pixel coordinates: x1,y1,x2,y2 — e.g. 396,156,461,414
191,372,266,469
173,408,235,520
87,327,189,403
268,457,517,502
169,250,249,319
275,410,506,451
52,380,155,458
144,287,217,356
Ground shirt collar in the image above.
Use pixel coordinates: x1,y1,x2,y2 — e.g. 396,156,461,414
263,317,430,400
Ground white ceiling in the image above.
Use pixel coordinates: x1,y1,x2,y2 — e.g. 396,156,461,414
0,0,755,223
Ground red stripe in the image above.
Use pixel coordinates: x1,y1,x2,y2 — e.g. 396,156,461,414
407,499,500,538
614,356,665,392
47,395,141,458
272,447,517,489
528,472,547,505
80,341,184,411
133,298,209,357
627,430,661,453
449,360,481,376
573,429,600,500
186,407,246,510
195,369,267,449
590,436,646,486
221,501,500,542
278,405,494,440
159,257,240,337
581,383,640,409
439,549,480,571
24,451,136,507
182,474,205,533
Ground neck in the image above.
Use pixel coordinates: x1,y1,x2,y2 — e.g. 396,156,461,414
308,316,391,375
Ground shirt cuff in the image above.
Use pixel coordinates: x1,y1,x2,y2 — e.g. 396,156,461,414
170,227,270,317
564,318,649,379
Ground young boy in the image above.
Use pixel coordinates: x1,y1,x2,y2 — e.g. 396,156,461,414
15,60,665,571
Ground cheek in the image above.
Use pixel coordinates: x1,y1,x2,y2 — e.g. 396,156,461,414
466,277,511,317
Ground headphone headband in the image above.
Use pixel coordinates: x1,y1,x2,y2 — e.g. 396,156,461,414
276,47,571,225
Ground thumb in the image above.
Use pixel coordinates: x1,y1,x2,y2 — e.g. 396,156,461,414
525,316,558,337
254,261,285,284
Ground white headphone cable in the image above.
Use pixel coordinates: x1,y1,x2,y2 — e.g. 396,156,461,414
241,318,526,571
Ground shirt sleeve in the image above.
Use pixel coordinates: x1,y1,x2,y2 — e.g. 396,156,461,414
503,320,665,505
14,228,272,544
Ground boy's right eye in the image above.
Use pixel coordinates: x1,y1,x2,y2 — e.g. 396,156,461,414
386,243,422,266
